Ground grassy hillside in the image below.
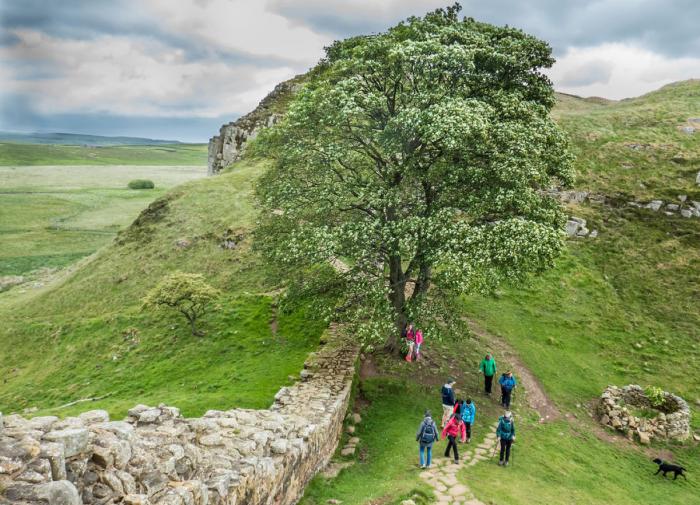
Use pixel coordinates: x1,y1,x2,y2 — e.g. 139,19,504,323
0,158,330,418
0,80,698,505
0,142,207,166
0,164,206,276
299,82,700,505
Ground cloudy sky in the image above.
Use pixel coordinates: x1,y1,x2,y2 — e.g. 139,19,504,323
1,1,699,142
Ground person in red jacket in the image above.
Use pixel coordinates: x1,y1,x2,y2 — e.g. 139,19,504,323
441,413,466,463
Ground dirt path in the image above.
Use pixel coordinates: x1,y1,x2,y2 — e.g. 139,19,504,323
467,320,561,422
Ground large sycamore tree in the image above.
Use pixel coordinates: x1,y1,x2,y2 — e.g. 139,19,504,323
256,4,573,350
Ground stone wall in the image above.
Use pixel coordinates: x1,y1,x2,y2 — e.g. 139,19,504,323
207,77,302,176
1,326,358,505
597,385,691,444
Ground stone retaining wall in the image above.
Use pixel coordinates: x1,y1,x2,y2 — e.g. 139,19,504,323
1,325,358,505
597,385,691,444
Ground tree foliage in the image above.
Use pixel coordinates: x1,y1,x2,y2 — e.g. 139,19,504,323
256,4,573,348
142,272,220,335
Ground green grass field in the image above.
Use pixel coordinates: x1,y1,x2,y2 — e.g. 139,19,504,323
0,142,207,166
0,164,206,276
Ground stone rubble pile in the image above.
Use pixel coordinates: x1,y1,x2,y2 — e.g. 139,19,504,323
1,326,358,505
597,385,692,445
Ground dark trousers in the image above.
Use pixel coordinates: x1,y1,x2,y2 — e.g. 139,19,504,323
465,422,472,440
484,374,494,394
499,438,512,462
444,435,459,461
501,387,512,408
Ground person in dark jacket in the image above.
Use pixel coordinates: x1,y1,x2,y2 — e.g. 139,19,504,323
496,411,516,466
440,378,456,427
416,409,439,468
441,413,466,463
498,371,517,408
478,354,496,395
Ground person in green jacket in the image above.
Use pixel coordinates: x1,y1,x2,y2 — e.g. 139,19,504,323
478,353,496,395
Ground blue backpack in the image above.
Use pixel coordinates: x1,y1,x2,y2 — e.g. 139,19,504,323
420,420,436,444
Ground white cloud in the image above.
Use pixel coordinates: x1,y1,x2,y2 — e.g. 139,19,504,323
142,0,329,64
549,43,700,99
1,28,297,118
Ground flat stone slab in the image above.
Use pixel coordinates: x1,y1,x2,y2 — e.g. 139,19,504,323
449,484,469,497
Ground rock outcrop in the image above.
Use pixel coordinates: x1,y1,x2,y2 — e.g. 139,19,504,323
597,385,692,444
207,77,303,175
1,326,358,505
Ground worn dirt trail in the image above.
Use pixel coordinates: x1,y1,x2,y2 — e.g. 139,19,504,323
467,319,561,422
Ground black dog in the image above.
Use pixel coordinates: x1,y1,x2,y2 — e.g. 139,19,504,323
653,458,687,480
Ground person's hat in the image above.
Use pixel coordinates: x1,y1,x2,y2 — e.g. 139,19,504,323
425,409,432,417
448,377,456,384
466,398,472,404
504,411,513,419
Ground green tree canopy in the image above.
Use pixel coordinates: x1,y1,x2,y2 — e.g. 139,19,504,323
143,272,220,336
256,3,573,349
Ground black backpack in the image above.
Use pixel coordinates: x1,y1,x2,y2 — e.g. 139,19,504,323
420,420,436,443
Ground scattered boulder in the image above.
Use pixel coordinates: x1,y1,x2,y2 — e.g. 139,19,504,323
646,200,664,211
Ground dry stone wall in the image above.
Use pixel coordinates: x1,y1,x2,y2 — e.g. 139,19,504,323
1,326,358,505
597,385,691,444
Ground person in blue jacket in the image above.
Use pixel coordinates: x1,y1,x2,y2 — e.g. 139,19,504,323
498,370,517,409
460,398,476,443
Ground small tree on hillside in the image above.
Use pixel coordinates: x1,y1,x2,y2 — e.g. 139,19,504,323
256,4,573,350
143,272,220,335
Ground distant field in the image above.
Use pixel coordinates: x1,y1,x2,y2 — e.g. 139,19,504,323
0,164,206,276
0,142,207,166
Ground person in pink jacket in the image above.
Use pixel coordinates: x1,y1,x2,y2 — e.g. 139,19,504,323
441,413,467,463
414,329,424,361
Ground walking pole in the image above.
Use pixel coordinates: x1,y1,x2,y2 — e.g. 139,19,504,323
510,441,514,466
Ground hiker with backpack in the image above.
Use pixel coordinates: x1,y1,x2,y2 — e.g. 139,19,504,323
460,398,476,443
403,323,416,362
441,378,457,427
498,370,517,409
441,412,467,464
416,409,439,469
496,411,516,466
478,353,497,395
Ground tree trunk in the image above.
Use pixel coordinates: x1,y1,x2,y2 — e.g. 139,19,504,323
189,315,197,336
385,254,407,353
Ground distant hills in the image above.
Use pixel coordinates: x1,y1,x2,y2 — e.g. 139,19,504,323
0,131,182,146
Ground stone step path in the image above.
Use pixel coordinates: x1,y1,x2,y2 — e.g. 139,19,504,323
417,423,500,505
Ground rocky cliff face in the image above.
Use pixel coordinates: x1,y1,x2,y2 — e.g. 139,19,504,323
0,326,358,505
207,77,303,175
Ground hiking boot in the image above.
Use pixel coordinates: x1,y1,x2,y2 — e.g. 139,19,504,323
420,464,426,469
453,459,459,465
498,460,504,466
504,461,509,467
